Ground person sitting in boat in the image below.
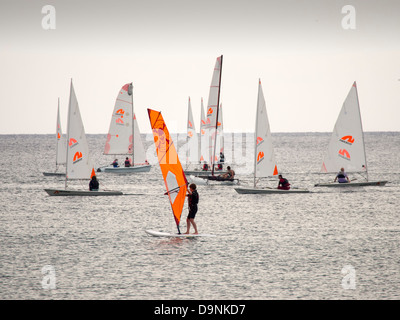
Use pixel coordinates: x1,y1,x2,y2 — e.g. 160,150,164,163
220,166,235,179
217,163,223,171
219,152,225,163
112,159,119,168
202,161,209,171
89,175,99,191
334,168,350,183
124,157,131,167
277,174,290,190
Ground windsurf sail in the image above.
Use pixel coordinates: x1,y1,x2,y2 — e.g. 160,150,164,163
148,109,188,233
253,79,278,187
205,55,223,174
320,81,368,176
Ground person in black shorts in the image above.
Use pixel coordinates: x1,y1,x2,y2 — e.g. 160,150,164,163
184,183,199,234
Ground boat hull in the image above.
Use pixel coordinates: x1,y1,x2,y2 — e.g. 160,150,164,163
314,180,388,187
184,170,212,176
44,189,123,196
235,187,310,194
43,172,65,177
99,165,151,173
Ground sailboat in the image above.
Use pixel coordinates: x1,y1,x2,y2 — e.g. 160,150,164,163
43,99,66,176
183,97,210,176
98,83,151,173
235,80,309,194
44,80,123,196
195,55,238,183
314,81,387,187
145,109,214,237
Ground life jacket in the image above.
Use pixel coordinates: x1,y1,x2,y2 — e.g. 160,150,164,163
280,178,289,186
337,173,346,179
125,160,131,167
203,163,209,171
189,190,199,206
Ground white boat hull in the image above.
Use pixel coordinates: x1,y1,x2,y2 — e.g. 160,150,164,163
99,165,151,173
44,189,123,196
43,172,65,177
184,170,212,176
314,180,387,187
235,187,310,194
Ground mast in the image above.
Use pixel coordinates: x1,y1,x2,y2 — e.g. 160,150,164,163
56,98,60,171
129,83,134,166
65,80,72,189
354,81,369,181
212,55,223,176
253,79,261,188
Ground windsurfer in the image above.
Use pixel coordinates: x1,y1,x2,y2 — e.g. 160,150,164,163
277,174,290,190
334,168,350,183
184,183,199,234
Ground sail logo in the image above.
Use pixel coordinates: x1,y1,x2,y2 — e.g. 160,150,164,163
69,138,78,147
338,149,351,160
257,151,264,164
256,137,264,146
73,151,83,163
115,109,125,115
188,120,193,129
116,118,124,125
340,135,355,145
57,132,61,140
201,120,206,125
201,129,205,135
188,131,193,138
207,108,213,115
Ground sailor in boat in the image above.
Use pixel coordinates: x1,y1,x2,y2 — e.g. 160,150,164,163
124,157,131,167
184,183,199,234
334,168,350,183
202,161,209,171
277,174,291,190
219,166,235,180
89,175,99,191
112,159,119,168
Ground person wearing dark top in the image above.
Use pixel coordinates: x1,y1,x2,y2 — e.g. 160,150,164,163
184,183,199,234
89,175,99,191
112,159,119,168
277,174,290,190
124,157,131,167
202,162,209,171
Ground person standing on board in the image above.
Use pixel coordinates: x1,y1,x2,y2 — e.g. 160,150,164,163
334,168,350,183
89,175,99,191
277,174,291,190
184,183,199,234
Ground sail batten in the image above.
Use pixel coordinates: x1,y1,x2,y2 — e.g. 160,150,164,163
148,109,188,230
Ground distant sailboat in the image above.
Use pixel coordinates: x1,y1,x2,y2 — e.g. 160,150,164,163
43,99,66,177
196,55,238,183
98,83,151,173
315,81,387,187
235,80,309,194
44,80,122,196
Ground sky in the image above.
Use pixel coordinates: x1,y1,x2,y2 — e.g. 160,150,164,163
0,0,399,134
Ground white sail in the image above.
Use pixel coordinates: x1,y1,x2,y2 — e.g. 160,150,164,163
200,98,208,163
132,113,147,164
205,55,223,166
104,83,133,155
56,99,67,166
186,97,199,164
254,79,278,183
66,81,94,180
320,82,367,174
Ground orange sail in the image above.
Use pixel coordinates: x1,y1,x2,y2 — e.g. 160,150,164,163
148,109,188,232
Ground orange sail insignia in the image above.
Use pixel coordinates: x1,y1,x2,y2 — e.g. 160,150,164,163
148,109,188,232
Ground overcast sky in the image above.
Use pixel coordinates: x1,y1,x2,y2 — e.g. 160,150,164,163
0,0,399,134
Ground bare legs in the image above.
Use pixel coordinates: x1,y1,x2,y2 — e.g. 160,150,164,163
184,218,198,234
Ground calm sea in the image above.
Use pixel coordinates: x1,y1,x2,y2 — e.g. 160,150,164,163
1,132,399,300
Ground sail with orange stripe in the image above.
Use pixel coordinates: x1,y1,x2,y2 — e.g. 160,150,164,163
148,109,188,233
253,79,278,187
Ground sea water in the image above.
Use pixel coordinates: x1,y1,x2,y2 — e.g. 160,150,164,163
0,132,399,300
